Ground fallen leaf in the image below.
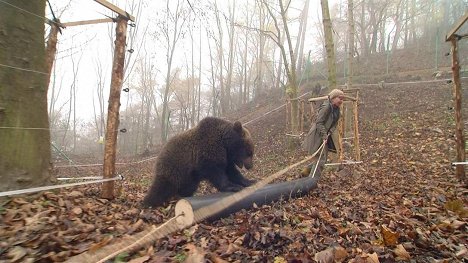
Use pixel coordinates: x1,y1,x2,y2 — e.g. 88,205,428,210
89,235,114,252
334,246,348,262
274,256,287,263
314,247,334,263
207,253,229,263
394,244,411,261
185,243,206,263
381,225,399,246
68,191,83,198
128,255,150,263
7,246,27,262
72,207,83,215
366,252,380,263
444,199,467,216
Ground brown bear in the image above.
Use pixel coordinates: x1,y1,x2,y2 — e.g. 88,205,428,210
143,117,255,208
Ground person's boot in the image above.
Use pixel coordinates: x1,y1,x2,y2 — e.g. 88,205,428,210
301,164,312,177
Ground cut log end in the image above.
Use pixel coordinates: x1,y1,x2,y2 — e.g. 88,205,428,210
175,199,195,227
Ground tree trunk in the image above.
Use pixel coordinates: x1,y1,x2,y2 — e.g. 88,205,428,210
225,3,236,111
295,0,310,77
256,2,266,102
0,0,52,191
213,2,226,115
347,0,355,87
360,0,369,56
320,0,338,91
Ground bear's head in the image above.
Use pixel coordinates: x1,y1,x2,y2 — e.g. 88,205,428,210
232,121,254,170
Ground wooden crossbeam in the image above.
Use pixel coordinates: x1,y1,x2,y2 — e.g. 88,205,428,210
94,0,135,21
62,18,114,27
446,12,468,41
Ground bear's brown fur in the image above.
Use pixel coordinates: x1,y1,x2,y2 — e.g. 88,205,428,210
143,117,255,208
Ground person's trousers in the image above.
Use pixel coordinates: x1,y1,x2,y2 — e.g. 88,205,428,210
307,146,329,178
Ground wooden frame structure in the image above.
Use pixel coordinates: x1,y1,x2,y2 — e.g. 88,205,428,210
445,12,467,183
45,0,135,199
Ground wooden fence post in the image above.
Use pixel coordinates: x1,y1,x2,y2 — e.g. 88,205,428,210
102,15,128,199
450,37,466,183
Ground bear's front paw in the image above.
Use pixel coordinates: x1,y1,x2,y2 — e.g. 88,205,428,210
222,183,244,192
241,178,256,187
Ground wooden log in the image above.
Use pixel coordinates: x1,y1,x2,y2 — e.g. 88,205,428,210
175,175,320,226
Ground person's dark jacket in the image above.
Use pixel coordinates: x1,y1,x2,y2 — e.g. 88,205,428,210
302,99,340,154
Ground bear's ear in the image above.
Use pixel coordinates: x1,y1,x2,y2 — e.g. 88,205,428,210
233,121,243,134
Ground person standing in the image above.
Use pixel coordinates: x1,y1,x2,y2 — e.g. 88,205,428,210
302,89,345,177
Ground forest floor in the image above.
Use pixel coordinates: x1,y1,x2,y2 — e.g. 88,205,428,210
1,79,467,263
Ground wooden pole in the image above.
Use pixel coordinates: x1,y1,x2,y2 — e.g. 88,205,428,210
102,16,128,199
300,100,306,133
450,37,466,183
45,20,60,89
338,103,345,161
286,99,290,133
353,91,361,161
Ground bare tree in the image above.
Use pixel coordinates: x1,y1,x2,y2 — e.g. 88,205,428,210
156,0,190,143
260,0,300,134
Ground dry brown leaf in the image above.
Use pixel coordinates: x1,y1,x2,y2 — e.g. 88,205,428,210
7,246,27,262
72,207,83,215
381,225,399,246
314,247,334,263
185,243,206,263
127,255,150,263
89,235,114,252
394,244,411,261
366,252,380,263
68,191,83,198
334,246,348,262
207,253,229,263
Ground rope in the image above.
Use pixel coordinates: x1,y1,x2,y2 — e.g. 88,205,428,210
57,176,104,181
0,126,126,132
0,175,123,197
243,91,313,126
0,63,49,75
0,126,68,131
95,215,183,263
310,141,326,178
338,77,468,88
54,156,158,168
